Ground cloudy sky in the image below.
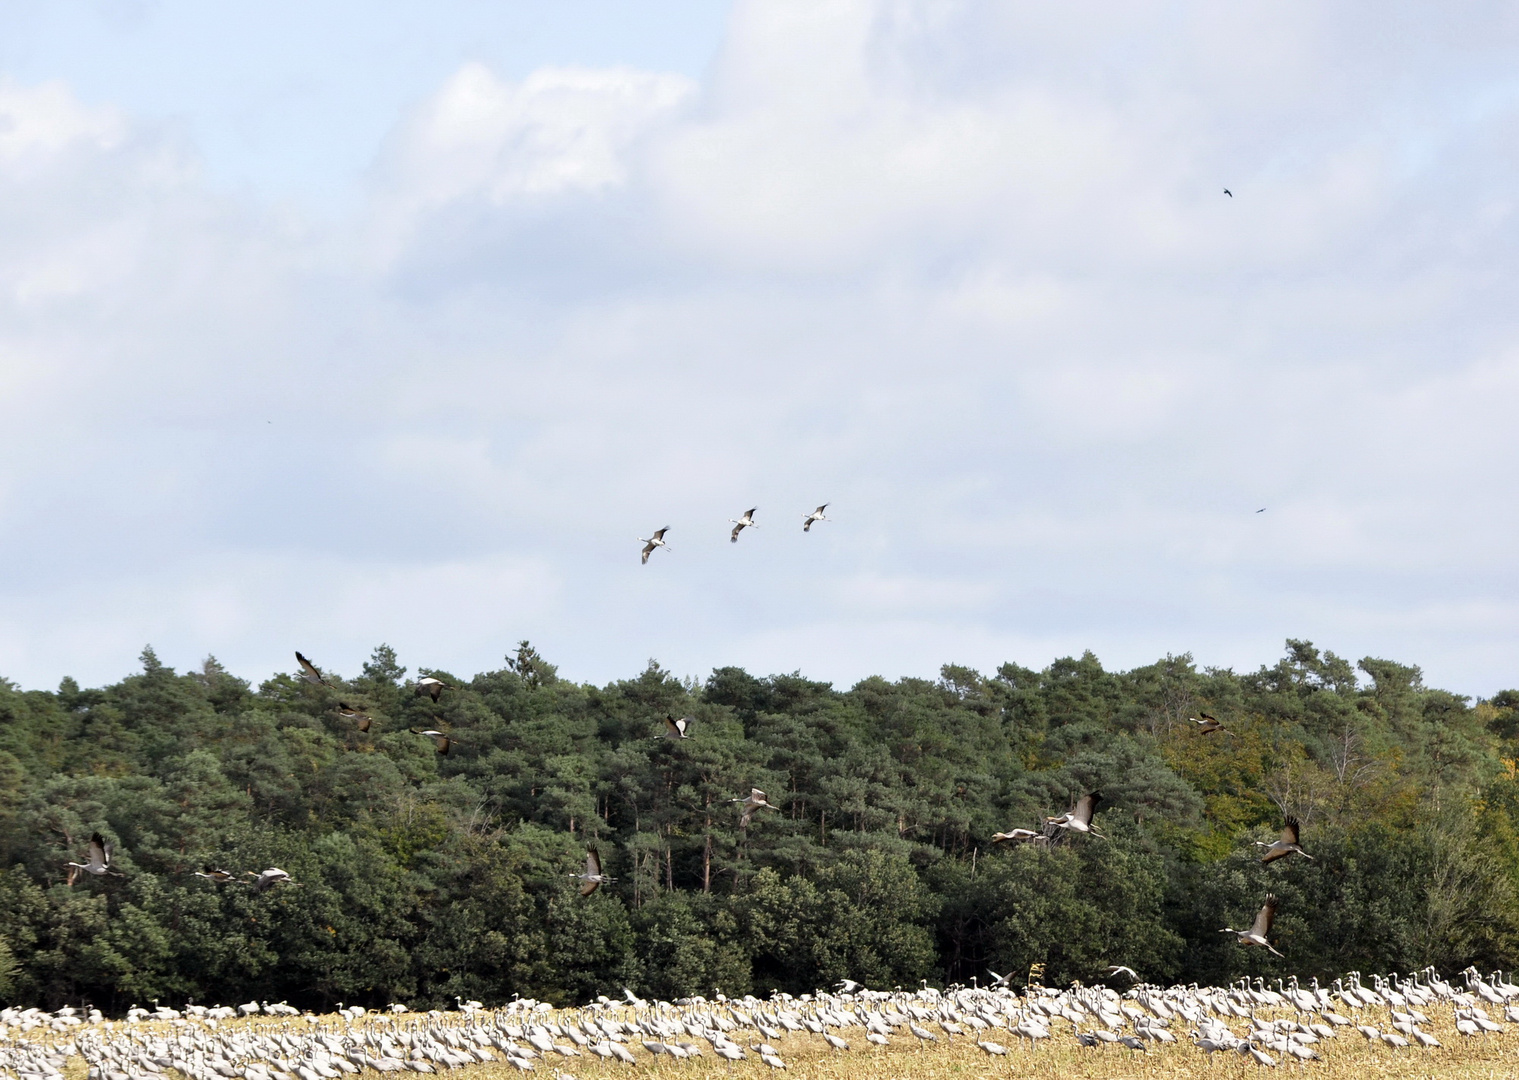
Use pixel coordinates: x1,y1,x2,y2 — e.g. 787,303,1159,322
1,1,1516,697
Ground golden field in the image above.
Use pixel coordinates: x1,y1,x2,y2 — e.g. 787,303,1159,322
10,1003,1519,1080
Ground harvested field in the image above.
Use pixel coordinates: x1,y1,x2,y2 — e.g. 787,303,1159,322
7,974,1519,1080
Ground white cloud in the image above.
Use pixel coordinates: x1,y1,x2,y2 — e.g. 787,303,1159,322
2,1,1519,695
0,77,126,162
368,62,694,264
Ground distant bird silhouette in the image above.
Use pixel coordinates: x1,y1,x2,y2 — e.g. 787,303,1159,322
415,676,450,702
1257,507,1266,513
802,504,830,532
1258,817,1314,864
729,508,758,543
337,703,372,732
194,868,236,883
295,651,332,688
663,715,691,740
572,850,615,895
1224,189,1233,197
67,833,123,878
1222,894,1283,956
639,527,671,563
412,728,451,755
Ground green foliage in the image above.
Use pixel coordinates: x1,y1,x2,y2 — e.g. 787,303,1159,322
0,639,1512,1010
0,936,16,999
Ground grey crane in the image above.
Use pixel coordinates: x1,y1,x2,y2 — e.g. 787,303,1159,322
1258,817,1313,864
411,728,452,755
248,868,297,893
991,827,1042,844
67,833,123,877
193,867,236,883
1048,792,1105,837
336,702,372,732
663,714,692,740
295,651,333,688
802,504,829,532
572,849,615,896
415,676,451,702
639,527,671,564
1221,894,1284,956
1190,712,1233,736
732,788,779,828
729,508,758,543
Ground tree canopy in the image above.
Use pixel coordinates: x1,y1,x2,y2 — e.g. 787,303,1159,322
0,640,1515,1011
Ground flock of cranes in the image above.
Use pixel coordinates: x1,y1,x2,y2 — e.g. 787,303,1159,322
8,966,1519,1077
638,504,829,564
45,637,1377,1073
63,835,296,896
988,711,1314,961
64,828,297,893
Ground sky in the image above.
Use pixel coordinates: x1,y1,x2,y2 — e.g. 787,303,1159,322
1,1,1517,698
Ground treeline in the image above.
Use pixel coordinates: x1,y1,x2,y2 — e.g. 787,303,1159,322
0,640,1516,1012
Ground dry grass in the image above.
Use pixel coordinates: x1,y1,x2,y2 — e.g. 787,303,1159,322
19,1004,1519,1080
489,1015,1519,1080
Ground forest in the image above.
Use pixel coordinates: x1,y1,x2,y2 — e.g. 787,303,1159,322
0,639,1516,1013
